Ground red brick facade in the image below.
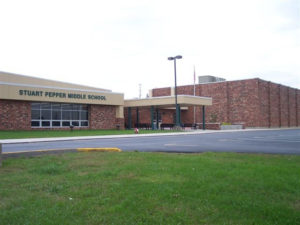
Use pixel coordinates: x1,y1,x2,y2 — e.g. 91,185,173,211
0,100,31,130
148,78,299,128
89,105,124,130
152,87,171,97
0,100,123,130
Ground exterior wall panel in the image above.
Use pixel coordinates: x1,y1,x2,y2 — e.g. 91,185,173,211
152,87,171,97
289,88,297,126
280,86,289,127
150,78,299,128
199,82,228,124
0,100,31,130
258,80,270,127
89,105,119,129
297,89,300,126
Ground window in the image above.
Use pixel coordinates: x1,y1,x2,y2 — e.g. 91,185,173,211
31,103,89,128
52,121,61,127
31,121,40,127
62,121,71,127
31,110,40,120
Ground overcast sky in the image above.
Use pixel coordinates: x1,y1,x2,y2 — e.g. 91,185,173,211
0,0,299,98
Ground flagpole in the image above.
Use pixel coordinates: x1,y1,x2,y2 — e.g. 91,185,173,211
193,66,196,125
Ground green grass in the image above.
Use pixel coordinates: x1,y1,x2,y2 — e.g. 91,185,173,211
1,152,300,225
0,129,180,139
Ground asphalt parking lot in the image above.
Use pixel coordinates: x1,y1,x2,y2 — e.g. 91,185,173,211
1,129,300,156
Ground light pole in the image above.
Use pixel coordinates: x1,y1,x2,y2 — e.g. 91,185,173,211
168,55,182,127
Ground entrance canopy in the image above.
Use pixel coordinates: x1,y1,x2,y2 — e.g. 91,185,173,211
124,95,212,108
124,95,212,130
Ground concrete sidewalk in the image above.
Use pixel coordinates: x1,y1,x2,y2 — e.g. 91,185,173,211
0,128,298,144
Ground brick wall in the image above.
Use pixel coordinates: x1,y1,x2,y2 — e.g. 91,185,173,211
115,118,125,130
297,89,300,126
89,105,121,129
0,100,122,130
289,88,297,127
152,87,171,97
258,80,270,127
198,82,230,124
279,85,289,127
150,78,299,128
152,79,262,127
226,79,260,127
0,100,31,130
269,83,280,127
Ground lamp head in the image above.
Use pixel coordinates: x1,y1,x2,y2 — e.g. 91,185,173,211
168,57,174,60
175,55,182,59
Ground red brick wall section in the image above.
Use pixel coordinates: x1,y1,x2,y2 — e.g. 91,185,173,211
150,79,263,127
198,123,221,130
226,79,260,127
258,80,270,127
152,87,171,97
89,105,119,129
115,118,125,130
128,78,299,129
177,85,195,95
198,82,228,124
269,83,280,127
0,100,31,130
289,88,297,127
296,90,300,126
279,86,289,127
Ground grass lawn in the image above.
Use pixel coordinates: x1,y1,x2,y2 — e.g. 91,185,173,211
0,129,180,139
1,152,300,225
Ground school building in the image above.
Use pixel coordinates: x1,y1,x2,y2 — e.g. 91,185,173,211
1,71,299,130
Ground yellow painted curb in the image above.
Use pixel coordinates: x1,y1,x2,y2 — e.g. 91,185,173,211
77,148,122,152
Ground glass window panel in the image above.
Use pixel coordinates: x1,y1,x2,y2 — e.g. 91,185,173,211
31,110,40,120
31,103,40,110
41,103,51,109
81,121,88,127
52,111,61,120
72,104,80,110
52,121,61,127
62,111,71,120
42,121,50,127
41,110,51,120
81,105,88,111
52,104,61,110
72,111,79,120
31,103,89,128
62,104,72,110
62,121,70,127
72,121,79,126
80,111,88,120
31,121,40,127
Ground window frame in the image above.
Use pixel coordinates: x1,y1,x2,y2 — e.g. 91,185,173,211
31,102,89,128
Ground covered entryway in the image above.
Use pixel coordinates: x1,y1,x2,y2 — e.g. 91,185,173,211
124,95,212,130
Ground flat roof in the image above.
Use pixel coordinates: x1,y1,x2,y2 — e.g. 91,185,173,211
124,95,212,108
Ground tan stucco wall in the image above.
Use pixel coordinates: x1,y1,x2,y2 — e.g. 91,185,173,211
116,106,124,118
